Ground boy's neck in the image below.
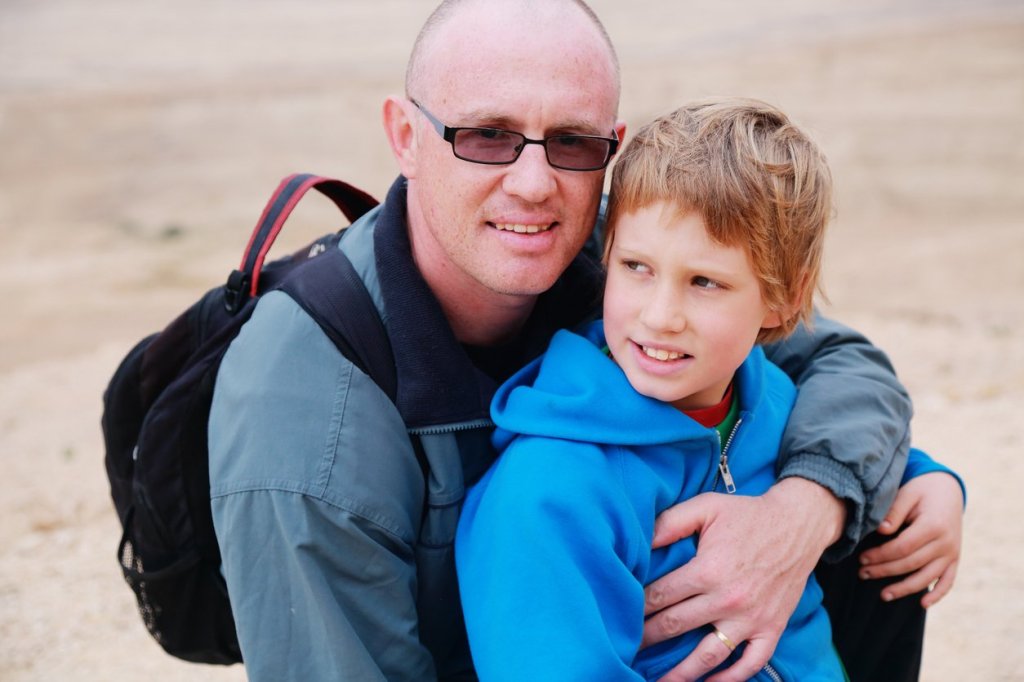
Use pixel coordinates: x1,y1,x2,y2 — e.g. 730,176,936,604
682,382,735,427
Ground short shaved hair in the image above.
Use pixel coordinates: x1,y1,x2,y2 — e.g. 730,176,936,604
405,0,620,101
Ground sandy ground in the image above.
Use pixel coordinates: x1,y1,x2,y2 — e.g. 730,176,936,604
1,1,1022,680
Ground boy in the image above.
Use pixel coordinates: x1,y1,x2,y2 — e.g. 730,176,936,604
455,98,962,680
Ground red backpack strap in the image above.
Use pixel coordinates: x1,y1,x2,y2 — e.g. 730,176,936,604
224,173,379,312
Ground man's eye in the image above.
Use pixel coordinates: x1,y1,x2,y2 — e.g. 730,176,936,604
552,135,583,147
464,128,514,142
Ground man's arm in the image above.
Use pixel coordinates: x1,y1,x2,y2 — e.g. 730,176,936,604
764,311,913,558
642,312,912,682
209,293,434,682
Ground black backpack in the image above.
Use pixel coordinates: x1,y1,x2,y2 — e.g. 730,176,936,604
101,173,396,664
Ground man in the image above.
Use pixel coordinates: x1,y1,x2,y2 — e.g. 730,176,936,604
208,1,924,680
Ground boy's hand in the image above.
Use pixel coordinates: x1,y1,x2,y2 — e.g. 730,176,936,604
642,478,843,682
857,472,963,607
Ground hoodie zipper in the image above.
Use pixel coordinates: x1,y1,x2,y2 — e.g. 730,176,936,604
712,417,742,493
713,418,784,681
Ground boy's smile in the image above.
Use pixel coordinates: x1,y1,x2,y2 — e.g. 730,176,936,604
602,202,782,411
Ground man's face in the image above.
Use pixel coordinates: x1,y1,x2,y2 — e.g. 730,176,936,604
404,5,622,302
603,203,782,411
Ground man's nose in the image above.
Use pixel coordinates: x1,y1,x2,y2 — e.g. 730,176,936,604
501,142,557,203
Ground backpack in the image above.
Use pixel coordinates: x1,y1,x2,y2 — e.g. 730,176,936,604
101,173,396,664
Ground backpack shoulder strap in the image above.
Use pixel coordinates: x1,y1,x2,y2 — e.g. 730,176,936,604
225,171,396,400
224,173,379,314
278,247,397,404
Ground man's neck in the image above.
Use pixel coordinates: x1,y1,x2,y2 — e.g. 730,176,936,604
408,231,537,347
439,291,537,346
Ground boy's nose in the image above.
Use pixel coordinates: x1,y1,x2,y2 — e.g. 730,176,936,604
640,289,687,333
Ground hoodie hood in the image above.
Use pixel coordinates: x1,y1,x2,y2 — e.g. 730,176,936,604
491,321,769,452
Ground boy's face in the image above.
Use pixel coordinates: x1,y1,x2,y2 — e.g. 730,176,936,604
603,202,782,411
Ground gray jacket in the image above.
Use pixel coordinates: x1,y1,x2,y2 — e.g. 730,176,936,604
208,177,911,681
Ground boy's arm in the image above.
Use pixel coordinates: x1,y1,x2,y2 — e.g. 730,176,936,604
763,311,913,559
456,442,647,682
899,447,967,503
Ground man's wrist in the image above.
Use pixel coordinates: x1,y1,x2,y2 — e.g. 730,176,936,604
766,477,846,551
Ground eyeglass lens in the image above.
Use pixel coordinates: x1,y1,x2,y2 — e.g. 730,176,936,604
452,129,611,170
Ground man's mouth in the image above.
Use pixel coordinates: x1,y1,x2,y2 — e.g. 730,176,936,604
491,222,555,234
640,344,692,362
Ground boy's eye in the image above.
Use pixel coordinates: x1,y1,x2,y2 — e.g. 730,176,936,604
623,260,649,273
693,276,721,289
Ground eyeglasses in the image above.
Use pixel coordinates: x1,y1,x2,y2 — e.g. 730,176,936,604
411,99,618,172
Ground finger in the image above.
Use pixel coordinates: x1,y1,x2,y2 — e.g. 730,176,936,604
652,496,711,549
876,492,916,537
921,561,959,608
860,522,929,566
656,629,736,682
861,541,938,579
705,638,775,682
879,558,948,602
642,594,714,646
644,563,702,617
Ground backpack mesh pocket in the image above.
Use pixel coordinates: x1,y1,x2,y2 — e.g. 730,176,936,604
117,515,241,664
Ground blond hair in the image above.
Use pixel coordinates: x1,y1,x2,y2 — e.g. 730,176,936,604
606,98,833,343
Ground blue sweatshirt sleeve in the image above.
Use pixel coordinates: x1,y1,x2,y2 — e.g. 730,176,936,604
902,447,967,507
456,438,646,682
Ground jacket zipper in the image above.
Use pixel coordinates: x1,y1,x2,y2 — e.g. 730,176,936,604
762,662,783,682
712,417,742,493
409,418,494,437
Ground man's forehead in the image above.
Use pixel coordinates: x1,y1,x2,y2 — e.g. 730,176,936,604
449,105,610,135
416,0,618,95
417,14,619,129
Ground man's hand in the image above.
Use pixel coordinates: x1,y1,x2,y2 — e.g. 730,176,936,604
858,472,963,607
642,478,844,682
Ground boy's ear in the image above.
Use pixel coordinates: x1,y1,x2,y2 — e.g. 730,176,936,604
760,308,784,331
383,96,419,178
766,269,813,330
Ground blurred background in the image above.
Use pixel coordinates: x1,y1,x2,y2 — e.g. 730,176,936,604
1,0,1021,679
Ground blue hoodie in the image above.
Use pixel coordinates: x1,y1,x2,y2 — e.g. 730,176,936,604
456,321,845,681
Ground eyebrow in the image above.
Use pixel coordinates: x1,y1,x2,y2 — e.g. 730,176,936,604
457,108,608,137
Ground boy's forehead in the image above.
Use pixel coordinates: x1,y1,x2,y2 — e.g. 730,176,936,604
614,201,751,251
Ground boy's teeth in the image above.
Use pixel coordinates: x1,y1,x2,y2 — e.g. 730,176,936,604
494,223,548,233
642,346,683,361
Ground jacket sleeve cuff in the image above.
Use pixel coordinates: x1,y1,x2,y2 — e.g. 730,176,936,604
778,452,865,562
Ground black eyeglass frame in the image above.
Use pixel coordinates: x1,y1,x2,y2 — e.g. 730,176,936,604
410,99,619,172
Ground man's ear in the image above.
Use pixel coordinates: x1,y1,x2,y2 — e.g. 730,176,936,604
383,96,419,178
614,120,627,146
